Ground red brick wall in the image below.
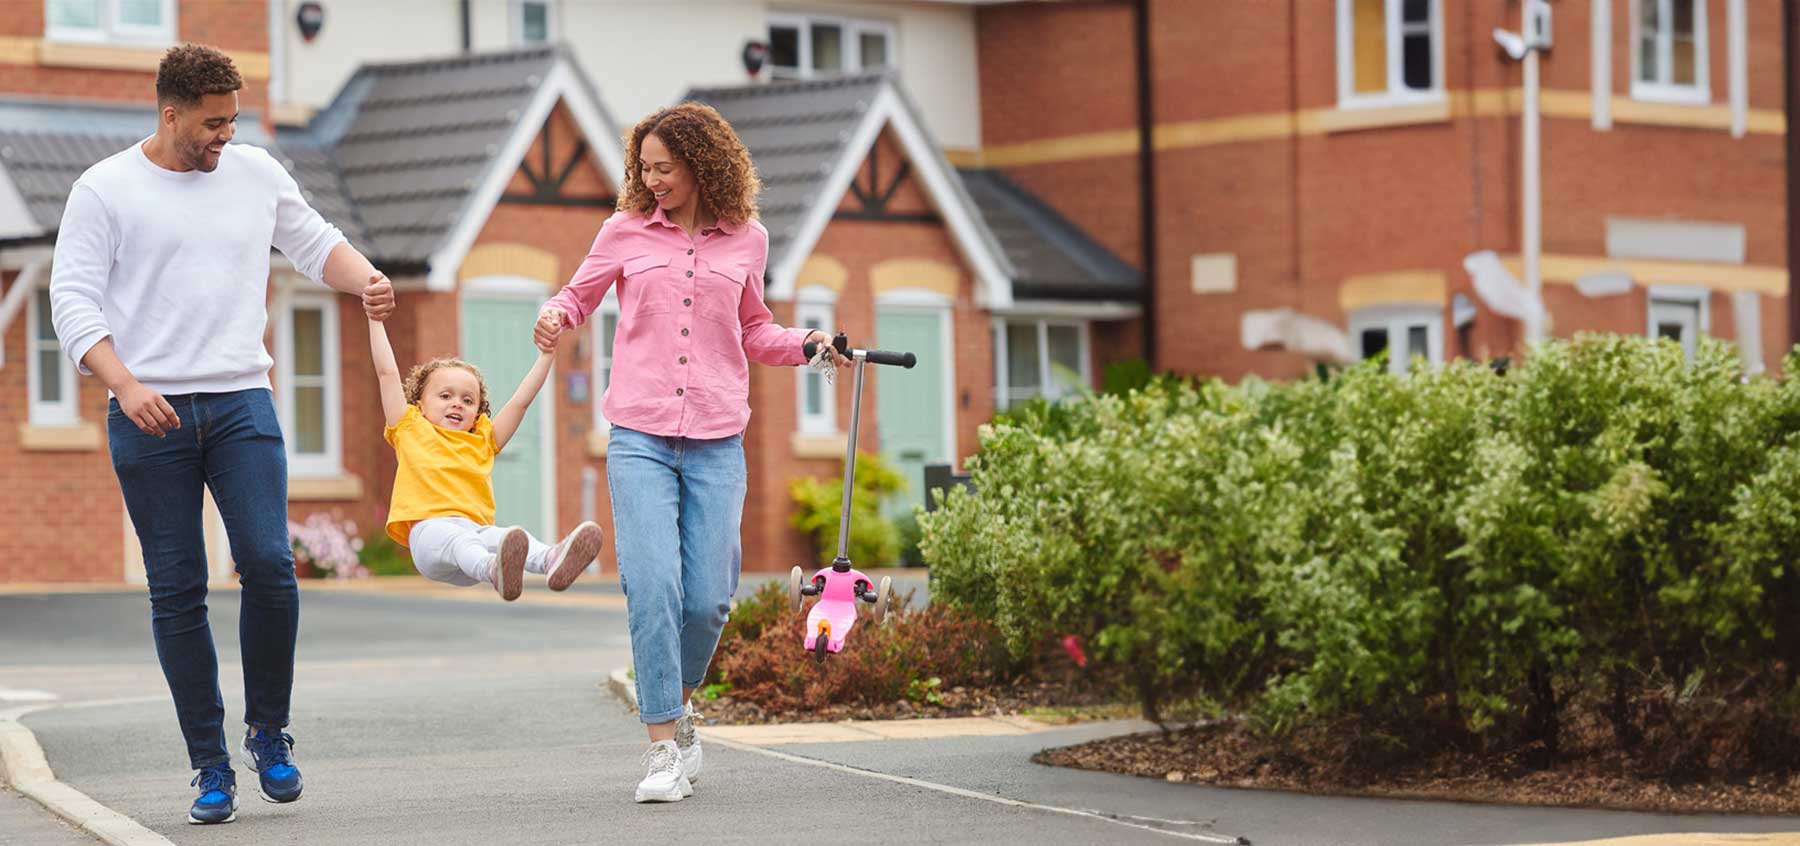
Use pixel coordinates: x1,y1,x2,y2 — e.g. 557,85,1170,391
0,0,269,109
744,130,995,570
977,0,1791,380
0,270,123,582
976,0,1141,267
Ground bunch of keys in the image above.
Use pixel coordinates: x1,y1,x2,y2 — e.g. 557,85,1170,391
807,342,838,388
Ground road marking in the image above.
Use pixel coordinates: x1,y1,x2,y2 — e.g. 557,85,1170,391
702,733,1248,844
606,669,1244,843
0,688,57,703
1,700,177,846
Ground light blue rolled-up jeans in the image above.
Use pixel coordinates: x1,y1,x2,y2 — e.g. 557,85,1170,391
607,426,745,724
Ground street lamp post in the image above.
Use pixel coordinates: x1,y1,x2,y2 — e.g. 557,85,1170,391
1496,1,1553,343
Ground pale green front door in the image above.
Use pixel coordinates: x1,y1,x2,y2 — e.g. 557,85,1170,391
461,295,548,539
875,308,948,520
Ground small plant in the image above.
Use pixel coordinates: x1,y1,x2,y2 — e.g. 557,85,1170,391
789,450,906,566
357,532,414,577
906,676,945,706
289,513,367,579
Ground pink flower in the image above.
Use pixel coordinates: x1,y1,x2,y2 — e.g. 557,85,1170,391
1060,634,1087,668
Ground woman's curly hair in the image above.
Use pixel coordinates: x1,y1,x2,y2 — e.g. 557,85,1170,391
618,103,760,225
402,358,491,420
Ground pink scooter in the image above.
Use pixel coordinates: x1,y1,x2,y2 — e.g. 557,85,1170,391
789,333,916,661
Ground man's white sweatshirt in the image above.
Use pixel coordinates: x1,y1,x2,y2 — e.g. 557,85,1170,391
50,139,344,395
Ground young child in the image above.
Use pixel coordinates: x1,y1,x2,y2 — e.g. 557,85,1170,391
368,294,603,599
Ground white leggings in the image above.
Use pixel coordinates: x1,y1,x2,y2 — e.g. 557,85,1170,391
407,516,553,586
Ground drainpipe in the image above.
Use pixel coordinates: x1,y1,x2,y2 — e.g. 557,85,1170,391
1787,0,1799,347
461,0,472,52
1133,0,1157,367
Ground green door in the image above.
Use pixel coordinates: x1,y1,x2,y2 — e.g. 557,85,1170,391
875,308,948,520
461,295,548,538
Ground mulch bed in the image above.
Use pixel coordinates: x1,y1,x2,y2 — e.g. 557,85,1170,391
1034,721,1800,816
696,678,1120,726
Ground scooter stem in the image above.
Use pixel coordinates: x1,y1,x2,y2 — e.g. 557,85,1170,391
834,351,868,568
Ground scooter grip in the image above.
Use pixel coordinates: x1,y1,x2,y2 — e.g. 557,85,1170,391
865,349,916,368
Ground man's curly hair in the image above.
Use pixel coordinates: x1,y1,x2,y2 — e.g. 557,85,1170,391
618,103,760,225
156,43,242,108
403,359,491,421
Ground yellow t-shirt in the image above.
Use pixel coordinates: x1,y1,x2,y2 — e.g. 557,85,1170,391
383,404,498,546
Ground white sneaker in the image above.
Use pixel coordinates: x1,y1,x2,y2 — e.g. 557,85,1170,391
675,701,703,784
635,740,691,803
544,521,603,591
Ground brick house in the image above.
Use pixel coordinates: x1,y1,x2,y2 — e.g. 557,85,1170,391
972,0,1790,379
684,71,1141,568
0,39,632,583
0,0,275,583
0,7,1141,581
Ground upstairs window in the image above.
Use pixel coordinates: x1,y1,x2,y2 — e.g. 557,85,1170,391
1337,0,1442,106
769,13,894,80
46,0,176,45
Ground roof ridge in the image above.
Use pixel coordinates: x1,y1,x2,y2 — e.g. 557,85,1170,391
684,69,892,102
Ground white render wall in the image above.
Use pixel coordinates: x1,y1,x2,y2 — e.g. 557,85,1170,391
275,0,981,152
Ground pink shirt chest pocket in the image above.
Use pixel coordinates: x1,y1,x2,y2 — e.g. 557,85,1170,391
694,259,747,329
621,254,678,318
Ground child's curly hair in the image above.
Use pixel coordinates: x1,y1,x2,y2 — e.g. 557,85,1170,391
403,358,491,419
618,103,759,225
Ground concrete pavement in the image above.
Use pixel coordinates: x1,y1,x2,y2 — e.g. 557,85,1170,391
2,579,1798,845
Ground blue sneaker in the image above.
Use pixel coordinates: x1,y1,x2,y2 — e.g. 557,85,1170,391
242,729,303,803
187,765,237,824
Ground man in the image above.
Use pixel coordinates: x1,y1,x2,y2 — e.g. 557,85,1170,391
49,43,394,825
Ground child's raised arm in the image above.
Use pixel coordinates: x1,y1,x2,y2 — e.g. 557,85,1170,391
492,346,555,453
366,279,408,428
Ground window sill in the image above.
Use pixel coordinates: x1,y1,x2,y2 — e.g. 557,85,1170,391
289,473,364,501
791,432,848,459
38,40,167,72
587,427,609,458
1628,85,1712,107
1613,97,1733,131
18,421,101,452
1314,97,1452,133
36,39,270,79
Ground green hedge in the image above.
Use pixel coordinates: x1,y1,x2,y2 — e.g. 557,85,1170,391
921,335,1800,761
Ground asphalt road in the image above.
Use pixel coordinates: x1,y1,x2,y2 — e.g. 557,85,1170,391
2,583,1797,846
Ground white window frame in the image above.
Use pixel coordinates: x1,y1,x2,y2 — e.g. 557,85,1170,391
26,286,78,426
45,0,177,46
794,287,837,436
1335,0,1446,108
1349,305,1443,374
1647,284,1710,361
768,11,897,80
275,287,343,479
1632,0,1710,104
588,290,621,433
992,318,1092,412
511,0,556,47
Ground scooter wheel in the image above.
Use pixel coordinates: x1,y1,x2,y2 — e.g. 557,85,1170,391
872,576,893,624
788,566,804,613
814,630,830,662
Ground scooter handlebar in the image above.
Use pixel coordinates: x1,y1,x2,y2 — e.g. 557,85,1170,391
803,338,917,369
863,349,916,368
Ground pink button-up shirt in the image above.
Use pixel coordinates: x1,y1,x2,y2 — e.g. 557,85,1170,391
544,207,809,440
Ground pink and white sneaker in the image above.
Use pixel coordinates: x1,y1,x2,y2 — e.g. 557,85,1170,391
491,526,528,601
544,521,604,591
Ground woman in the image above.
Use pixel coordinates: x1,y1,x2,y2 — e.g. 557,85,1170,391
533,102,845,803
